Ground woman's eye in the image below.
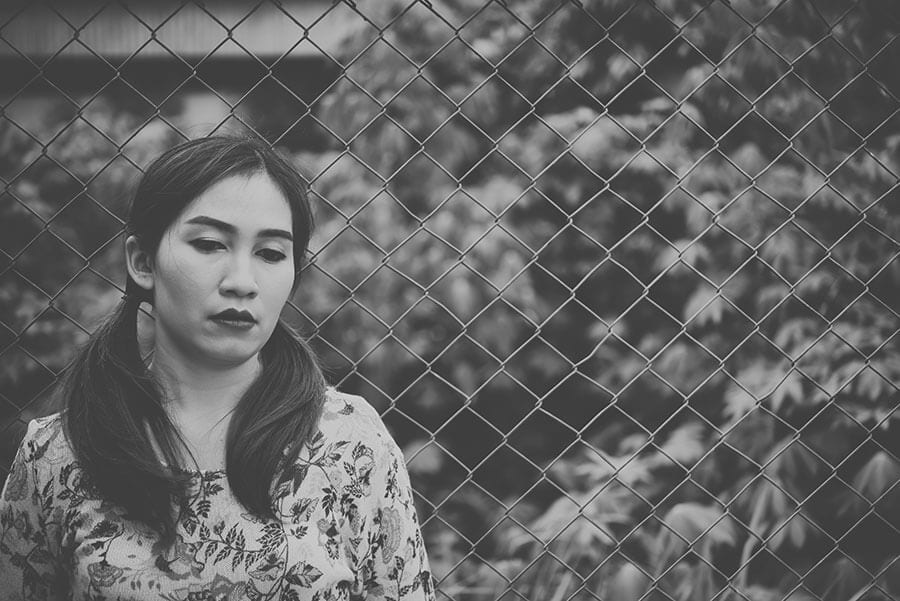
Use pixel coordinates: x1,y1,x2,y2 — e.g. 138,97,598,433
190,239,225,252
258,249,287,263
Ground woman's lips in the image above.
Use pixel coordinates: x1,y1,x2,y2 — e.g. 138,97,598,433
210,309,256,322
210,317,255,330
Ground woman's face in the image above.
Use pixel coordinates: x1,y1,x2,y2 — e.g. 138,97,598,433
135,172,295,368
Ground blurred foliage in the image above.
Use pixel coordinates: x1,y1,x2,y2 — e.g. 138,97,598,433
0,100,178,456
3,0,900,599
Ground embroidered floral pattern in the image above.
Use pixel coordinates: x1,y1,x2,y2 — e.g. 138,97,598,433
87,561,124,588
2,456,28,503
380,507,402,563
0,390,435,600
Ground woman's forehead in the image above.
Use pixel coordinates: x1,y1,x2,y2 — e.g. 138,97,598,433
176,172,292,232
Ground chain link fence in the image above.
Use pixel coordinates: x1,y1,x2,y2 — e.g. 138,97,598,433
2,0,900,599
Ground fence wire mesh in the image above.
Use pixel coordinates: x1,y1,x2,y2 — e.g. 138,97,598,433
2,0,900,599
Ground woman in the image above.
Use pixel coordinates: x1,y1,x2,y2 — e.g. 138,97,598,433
0,137,435,600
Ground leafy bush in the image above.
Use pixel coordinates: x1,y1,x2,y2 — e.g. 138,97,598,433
298,1,900,599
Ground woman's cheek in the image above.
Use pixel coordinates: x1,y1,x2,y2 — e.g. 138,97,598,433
270,263,295,301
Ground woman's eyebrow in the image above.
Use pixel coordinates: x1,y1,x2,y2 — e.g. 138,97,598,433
184,215,293,242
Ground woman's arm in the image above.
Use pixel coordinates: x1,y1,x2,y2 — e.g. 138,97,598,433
362,435,436,601
0,418,67,600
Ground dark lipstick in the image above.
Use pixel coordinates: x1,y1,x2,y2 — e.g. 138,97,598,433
210,308,256,323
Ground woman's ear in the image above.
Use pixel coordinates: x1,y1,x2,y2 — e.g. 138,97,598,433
125,235,155,293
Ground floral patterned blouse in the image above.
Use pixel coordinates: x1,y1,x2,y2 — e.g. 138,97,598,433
0,389,435,600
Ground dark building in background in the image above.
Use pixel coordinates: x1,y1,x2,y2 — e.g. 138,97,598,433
1,0,351,149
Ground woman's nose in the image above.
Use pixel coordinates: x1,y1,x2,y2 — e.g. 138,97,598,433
219,254,259,297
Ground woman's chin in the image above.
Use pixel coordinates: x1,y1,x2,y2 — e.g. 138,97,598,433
195,343,262,368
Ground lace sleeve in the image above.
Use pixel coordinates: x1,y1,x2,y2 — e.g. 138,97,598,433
361,434,435,601
0,418,67,600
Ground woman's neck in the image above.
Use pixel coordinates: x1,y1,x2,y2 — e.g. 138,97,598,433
149,347,261,426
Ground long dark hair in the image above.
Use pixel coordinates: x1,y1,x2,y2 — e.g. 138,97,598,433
60,136,326,543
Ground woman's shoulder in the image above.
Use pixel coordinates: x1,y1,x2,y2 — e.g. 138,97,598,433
322,386,381,420
319,387,399,452
4,412,72,503
18,412,71,464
